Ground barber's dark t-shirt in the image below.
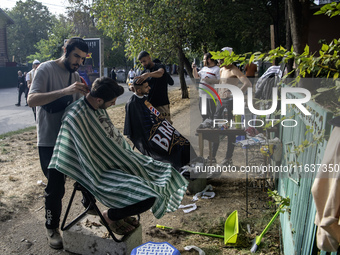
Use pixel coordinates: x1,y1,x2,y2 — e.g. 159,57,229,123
142,63,169,107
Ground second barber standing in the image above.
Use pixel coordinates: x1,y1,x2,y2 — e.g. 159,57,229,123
136,51,172,124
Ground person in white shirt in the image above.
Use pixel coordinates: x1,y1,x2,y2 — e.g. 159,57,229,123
26,59,40,120
128,68,136,79
192,52,220,121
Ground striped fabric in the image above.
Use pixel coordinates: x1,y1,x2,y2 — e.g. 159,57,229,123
49,98,188,219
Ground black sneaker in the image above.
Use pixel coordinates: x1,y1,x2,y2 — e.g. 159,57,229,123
15,103,20,106
46,228,63,249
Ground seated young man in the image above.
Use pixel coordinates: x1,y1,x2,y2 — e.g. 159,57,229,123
49,77,188,235
124,79,196,171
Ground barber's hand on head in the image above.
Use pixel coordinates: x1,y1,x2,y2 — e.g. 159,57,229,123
135,73,149,84
63,81,89,96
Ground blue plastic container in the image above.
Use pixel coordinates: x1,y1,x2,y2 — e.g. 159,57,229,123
131,241,181,255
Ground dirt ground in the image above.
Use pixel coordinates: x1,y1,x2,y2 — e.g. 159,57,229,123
0,87,281,255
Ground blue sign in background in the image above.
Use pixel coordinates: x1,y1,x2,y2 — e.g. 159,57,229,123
77,38,101,88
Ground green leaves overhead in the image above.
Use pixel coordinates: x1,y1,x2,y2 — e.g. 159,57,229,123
92,0,282,62
314,2,340,18
93,0,204,61
7,0,55,63
211,38,340,83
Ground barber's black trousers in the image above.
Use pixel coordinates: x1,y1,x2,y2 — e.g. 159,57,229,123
39,146,65,229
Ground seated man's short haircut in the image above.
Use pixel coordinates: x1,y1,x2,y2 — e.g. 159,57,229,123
138,51,149,60
133,78,150,89
90,77,124,102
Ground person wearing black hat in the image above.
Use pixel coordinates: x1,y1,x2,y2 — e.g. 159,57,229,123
27,37,89,249
135,51,173,124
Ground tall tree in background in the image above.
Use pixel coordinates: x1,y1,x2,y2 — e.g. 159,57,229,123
93,0,210,98
7,0,55,64
285,0,312,82
92,0,287,98
286,0,311,55
205,0,285,54
27,16,74,62
67,0,133,69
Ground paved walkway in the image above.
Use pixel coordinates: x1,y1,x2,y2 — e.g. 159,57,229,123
0,88,35,135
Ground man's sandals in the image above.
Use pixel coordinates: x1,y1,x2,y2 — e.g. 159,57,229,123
100,216,140,235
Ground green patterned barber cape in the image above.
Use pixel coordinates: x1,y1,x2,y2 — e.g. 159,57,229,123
49,97,188,219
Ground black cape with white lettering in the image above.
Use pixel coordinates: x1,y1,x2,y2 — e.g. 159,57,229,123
124,94,196,170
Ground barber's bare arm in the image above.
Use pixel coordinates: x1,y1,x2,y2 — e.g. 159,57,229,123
135,68,165,84
27,81,89,107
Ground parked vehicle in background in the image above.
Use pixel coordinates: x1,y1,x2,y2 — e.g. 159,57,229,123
116,69,126,83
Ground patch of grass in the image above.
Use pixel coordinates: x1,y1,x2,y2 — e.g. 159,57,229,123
1,147,9,154
0,126,36,140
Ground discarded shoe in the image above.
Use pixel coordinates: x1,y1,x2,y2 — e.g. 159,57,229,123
199,118,213,128
46,228,63,249
221,158,233,166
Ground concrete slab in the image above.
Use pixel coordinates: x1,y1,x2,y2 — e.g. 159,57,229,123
62,215,142,255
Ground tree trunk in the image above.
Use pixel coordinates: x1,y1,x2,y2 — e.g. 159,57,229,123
273,0,281,49
177,47,189,99
183,56,194,79
285,0,294,78
287,0,310,55
287,0,310,87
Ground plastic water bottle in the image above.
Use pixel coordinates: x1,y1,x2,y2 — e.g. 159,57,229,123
223,108,228,119
235,115,242,129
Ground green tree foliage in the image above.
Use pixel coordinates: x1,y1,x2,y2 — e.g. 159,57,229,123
66,0,132,69
93,0,206,98
314,1,340,18
211,38,340,114
204,0,285,54
91,0,285,98
27,17,74,62
7,0,55,64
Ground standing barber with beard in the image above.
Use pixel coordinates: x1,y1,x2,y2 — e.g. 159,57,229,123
27,37,89,249
136,51,172,124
